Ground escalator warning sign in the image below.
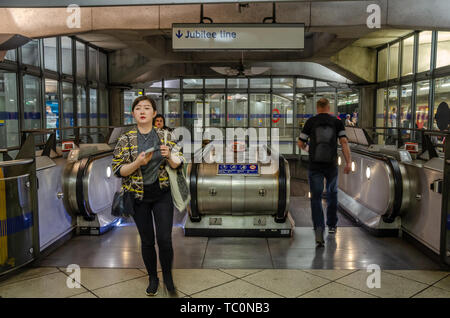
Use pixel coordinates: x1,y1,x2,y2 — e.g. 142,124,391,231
217,164,259,175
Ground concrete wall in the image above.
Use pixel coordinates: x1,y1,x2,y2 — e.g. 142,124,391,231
330,46,377,83
1,1,449,38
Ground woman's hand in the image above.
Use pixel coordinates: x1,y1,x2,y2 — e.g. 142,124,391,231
135,151,153,167
160,145,171,159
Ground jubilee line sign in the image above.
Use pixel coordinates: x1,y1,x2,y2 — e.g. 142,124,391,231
172,24,304,50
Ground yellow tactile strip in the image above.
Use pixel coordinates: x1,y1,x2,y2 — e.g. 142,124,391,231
0,267,449,298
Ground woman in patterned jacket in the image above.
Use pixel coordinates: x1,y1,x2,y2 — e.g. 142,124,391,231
112,95,183,296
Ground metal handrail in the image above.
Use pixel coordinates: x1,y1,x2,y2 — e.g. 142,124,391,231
0,158,33,167
364,126,450,136
0,173,30,182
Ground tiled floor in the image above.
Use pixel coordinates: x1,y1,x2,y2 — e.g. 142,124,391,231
2,186,448,298
33,224,442,270
0,266,449,298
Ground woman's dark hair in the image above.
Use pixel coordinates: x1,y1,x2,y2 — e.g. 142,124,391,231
153,114,165,126
132,95,157,112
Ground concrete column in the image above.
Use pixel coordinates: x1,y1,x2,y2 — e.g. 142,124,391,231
109,88,124,126
360,86,377,129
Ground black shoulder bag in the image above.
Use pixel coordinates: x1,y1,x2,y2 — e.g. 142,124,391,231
111,134,136,217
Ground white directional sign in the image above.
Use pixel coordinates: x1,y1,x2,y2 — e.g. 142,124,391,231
172,24,304,50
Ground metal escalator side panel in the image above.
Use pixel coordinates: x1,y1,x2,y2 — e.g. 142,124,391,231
382,157,403,223
76,157,93,220
276,156,287,223
189,163,200,221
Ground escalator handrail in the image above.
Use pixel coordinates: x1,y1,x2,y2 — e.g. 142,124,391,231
341,147,403,223
75,149,114,220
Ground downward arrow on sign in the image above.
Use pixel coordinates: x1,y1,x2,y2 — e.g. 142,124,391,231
175,30,183,39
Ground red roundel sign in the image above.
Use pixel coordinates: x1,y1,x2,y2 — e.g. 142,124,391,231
272,108,280,123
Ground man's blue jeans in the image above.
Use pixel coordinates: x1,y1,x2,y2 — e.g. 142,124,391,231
308,167,338,230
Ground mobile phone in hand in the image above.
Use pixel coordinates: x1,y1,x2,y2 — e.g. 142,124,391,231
144,146,157,155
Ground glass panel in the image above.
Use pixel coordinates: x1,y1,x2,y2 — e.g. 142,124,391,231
45,79,59,141
123,90,140,125
416,80,430,129
376,88,386,144
88,47,98,81
315,92,336,115
389,43,399,80
143,92,162,115
21,39,39,67
316,81,330,88
205,79,225,88
183,94,203,130
402,36,414,76
99,52,107,83
163,79,180,89
387,87,398,128
377,48,388,82
23,75,41,132
205,93,225,127
250,78,270,89
89,88,98,142
76,85,87,137
227,78,248,89
418,31,432,73
385,87,398,145
0,71,19,148
227,93,248,128
295,92,314,154
437,32,450,69
295,92,314,129
5,49,16,61
164,93,180,129
99,88,109,139
296,78,314,89
337,90,359,126
433,76,450,130
61,36,73,75
76,41,86,79
272,93,294,154
183,79,202,89
399,84,413,143
272,78,293,89
43,37,57,72
249,94,270,127
62,82,74,140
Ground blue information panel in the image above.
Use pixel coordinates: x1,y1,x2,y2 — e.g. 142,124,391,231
217,164,259,175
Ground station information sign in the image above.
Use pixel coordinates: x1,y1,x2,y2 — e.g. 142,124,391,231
172,23,304,50
217,164,259,175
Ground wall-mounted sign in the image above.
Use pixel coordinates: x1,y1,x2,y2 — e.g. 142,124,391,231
172,23,304,50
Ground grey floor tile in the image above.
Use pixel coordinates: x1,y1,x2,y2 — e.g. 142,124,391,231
171,269,236,295
434,275,450,292
62,268,147,290
69,291,98,298
219,269,264,278
336,270,429,298
385,270,449,285
191,279,281,298
302,269,357,281
242,269,330,298
300,282,377,298
203,258,273,269
93,275,185,298
0,272,88,298
412,286,450,298
0,267,60,287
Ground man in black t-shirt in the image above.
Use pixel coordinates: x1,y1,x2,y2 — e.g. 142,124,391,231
297,98,352,247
